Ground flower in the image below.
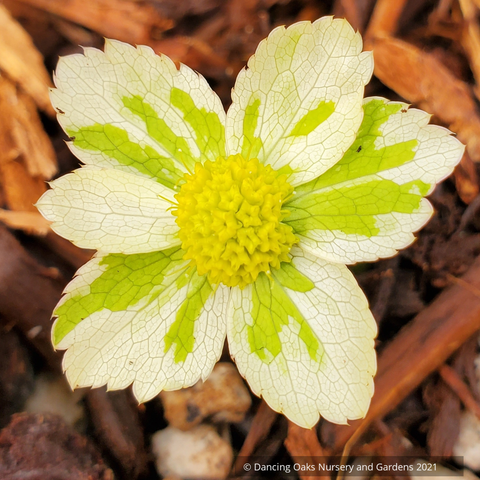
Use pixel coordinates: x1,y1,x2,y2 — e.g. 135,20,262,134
36,17,464,428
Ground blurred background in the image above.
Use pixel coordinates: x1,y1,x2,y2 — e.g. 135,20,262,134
1,0,480,479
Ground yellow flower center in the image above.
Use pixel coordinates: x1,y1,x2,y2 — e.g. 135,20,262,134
173,154,297,288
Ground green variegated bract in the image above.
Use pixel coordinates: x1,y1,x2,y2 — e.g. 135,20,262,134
37,17,464,428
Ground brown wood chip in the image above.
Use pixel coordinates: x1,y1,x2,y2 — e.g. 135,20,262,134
15,0,174,46
0,77,57,180
0,4,54,115
0,210,50,236
284,422,328,480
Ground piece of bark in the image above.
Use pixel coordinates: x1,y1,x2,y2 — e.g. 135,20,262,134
332,0,375,33
0,210,50,235
0,209,93,272
364,0,410,38
41,232,94,270
0,75,56,220
152,36,229,78
15,0,174,45
423,372,462,457
388,269,425,319
325,254,480,451
458,194,480,232
86,388,148,479
459,0,480,101
429,0,456,23
52,17,101,47
451,334,479,399
440,364,480,421
369,257,398,324
453,151,480,204
0,77,57,212
0,329,35,428
0,76,57,180
0,413,113,480
366,34,480,162
422,337,477,457
284,422,328,480
2,0,65,57
0,161,46,213
427,235,480,289
153,0,222,21
0,4,54,115
0,210,93,270
0,225,65,370
401,190,480,287
233,401,278,473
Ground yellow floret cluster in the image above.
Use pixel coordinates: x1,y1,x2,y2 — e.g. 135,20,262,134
173,154,297,288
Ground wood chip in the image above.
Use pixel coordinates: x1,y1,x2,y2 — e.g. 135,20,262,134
41,233,94,270
152,36,229,76
0,77,57,180
284,422,328,480
233,401,278,473
0,75,56,225
0,413,114,479
0,225,65,370
366,34,480,162
0,210,50,236
332,0,375,33
0,162,46,213
86,389,148,479
0,330,35,428
440,363,480,422
15,0,174,46
423,370,461,456
0,4,54,115
365,0,409,37
453,151,480,204
459,0,480,101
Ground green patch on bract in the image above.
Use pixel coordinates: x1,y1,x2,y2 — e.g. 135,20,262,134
164,270,212,363
271,262,314,292
248,272,322,364
122,95,197,169
66,123,184,189
284,98,433,238
53,247,184,345
241,97,263,159
286,179,430,237
296,99,419,193
288,100,335,137
170,88,226,161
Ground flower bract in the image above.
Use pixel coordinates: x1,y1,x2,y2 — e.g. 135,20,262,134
36,17,464,428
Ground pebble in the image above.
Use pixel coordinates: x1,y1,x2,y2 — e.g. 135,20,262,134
24,373,84,427
453,410,480,470
151,424,233,480
160,362,251,430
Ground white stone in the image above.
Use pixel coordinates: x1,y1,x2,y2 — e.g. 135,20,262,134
453,410,480,470
24,373,84,426
151,424,233,480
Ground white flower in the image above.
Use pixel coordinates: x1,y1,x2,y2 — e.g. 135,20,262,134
37,17,464,428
